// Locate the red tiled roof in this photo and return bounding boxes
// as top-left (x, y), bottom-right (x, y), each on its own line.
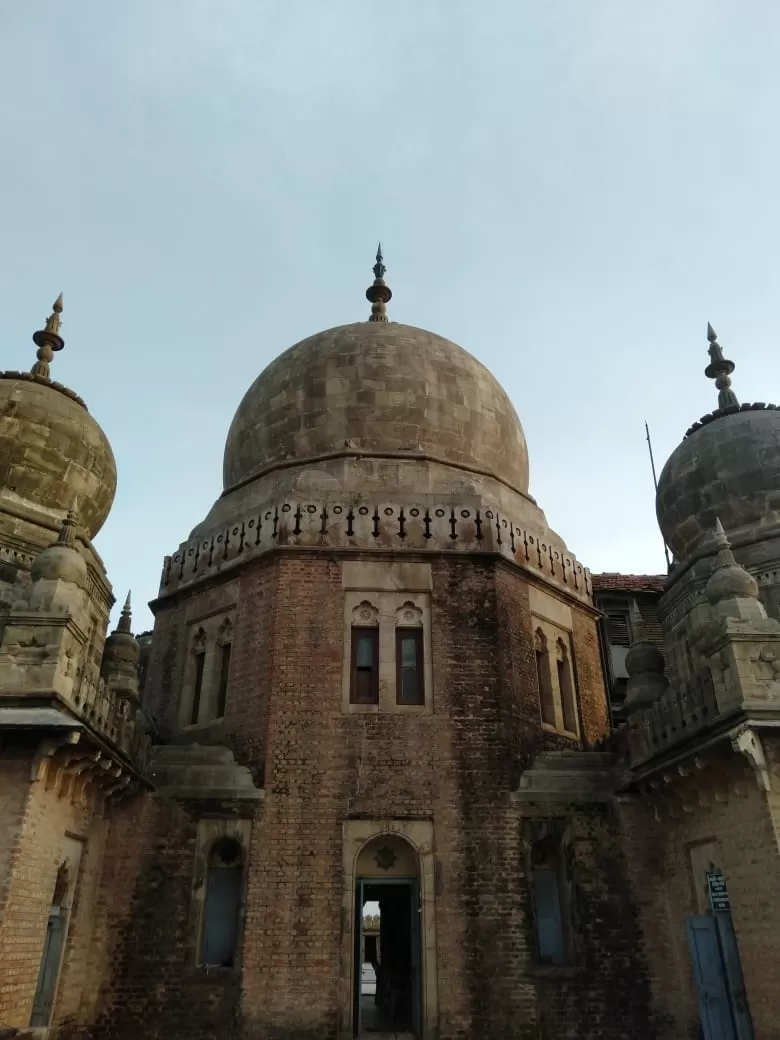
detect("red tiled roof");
top-left (591, 573), bottom-right (666, 594)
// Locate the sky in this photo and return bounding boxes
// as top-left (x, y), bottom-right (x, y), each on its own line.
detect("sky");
top-left (1, 1), bottom-right (779, 630)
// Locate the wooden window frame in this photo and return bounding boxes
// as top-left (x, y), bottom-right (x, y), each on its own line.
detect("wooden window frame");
top-left (395, 627), bottom-right (425, 706)
top-left (350, 626), bottom-right (379, 705)
top-left (216, 642), bottom-right (232, 718)
top-left (535, 629), bottom-right (556, 728)
top-left (556, 638), bottom-right (578, 735)
top-left (191, 650), bottom-right (206, 725)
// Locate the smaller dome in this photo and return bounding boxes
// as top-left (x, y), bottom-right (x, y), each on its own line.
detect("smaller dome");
top-left (656, 327), bottom-right (780, 563)
top-left (625, 641), bottom-right (665, 678)
top-left (31, 513), bottom-right (87, 587)
top-left (0, 298), bottom-right (117, 540)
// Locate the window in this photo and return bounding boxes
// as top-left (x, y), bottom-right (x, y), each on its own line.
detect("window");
top-left (396, 628), bottom-right (424, 705)
top-left (351, 627), bottom-right (379, 704)
top-left (534, 629), bottom-right (556, 727)
top-left (556, 639), bottom-right (578, 734)
top-left (216, 642), bottom-right (231, 718)
top-left (191, 650), bottom-right (206, 724)
top-left (528, 829), bottom-right (571, 967)
top-left (606, 611), bottom-right (631, 647)
top-left (201, 838), bottom-right (243, 967)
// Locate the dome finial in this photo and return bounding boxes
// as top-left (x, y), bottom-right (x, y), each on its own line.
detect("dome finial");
top-left (366, 242), bottom-right (392, 322)
top-left (704, 323), bottom-right (739, 410)
top-left (31, 293), bottom-right (65, 379)
top-left (118, 590), bottom-right (133, 633)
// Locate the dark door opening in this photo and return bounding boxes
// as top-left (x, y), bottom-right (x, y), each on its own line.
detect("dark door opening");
top-left (354, 878), bottom-right (421, 1037)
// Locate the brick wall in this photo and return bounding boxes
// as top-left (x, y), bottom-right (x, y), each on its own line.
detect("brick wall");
top-left (66, 549), bottom-right (652, 1040)
top-left (620, 746), bottom-right (780, 1039)
top-left (0, 744), bottom-right (103, 1031)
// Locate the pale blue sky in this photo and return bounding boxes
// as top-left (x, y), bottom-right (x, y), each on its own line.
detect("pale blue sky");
top-left (2, 2), bottom-right (778, 629)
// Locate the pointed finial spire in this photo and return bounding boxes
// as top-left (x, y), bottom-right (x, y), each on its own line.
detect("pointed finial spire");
top-left (118, 590), bottom-right (133, 634)
top-left (707, 517), bottom-right (760, 604)
top-left (704, 323), bottom-right (739, 410)
top-left (366, 243), bottom-right (392, 322)
top-left (56, 505), bottom-right (78, 548)
top-left (31, 293), bottom-right (65, 379)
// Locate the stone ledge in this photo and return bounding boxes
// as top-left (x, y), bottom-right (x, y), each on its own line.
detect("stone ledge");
top-left (149, 742), bottom-right (263, 801)
top-left (513, 751), bottom-right (624, 803)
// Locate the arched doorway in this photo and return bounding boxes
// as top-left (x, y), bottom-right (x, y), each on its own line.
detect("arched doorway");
top-left (353, 834), bottom-right (421, 1038)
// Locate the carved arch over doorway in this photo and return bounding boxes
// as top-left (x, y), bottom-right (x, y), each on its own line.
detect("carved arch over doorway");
top-left (340, 819), bottom-right (438, 1039)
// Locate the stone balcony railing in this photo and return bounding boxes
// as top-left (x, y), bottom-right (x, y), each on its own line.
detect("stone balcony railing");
top-left (624, 671), bottom-right (725, 768)
top-left (69, 663), bottom-right (151, 772)
top-left (159, 495), bottom-right (593, 604)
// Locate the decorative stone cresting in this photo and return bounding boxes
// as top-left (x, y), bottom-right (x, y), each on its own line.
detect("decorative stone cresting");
top-left (159, 496), bottom-right (591, 603)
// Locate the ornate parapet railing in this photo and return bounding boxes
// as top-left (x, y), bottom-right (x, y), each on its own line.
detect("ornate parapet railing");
top-left (66, 663), bottom-right (150, 773)
top-left (158, 496), bottom-right (592, 604)
top-left (624, 672), bottom-right (719, 767)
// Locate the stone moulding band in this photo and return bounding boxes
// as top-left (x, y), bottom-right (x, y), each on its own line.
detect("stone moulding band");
top-left (220, 447), bottom-right (537, 506)
top-left (158, 498), bottom-right (591, 603)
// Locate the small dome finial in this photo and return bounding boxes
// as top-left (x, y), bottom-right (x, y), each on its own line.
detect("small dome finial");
top-left (31, 293), bottom-right (65, 379)
top-left (704, 322), bottom-right (739, 410)
top-left (118, 590), bottom-right (133, 633)
top-left (706, 517), bottom-right (759, 604)
top-left (366, 243), bottom-right (392, 323)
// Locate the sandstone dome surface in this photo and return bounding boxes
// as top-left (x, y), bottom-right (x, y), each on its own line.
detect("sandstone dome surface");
top-left (223, 321), bottom-right (530, 496)
top-left (0, 373), bottom-right (117, 539)
top-left (656, 405), bottom-right (780, 562)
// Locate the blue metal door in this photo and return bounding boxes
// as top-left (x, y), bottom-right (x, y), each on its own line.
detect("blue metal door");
top-left (685, 915), bottom-right (735, 1040)
top-left (715, 914), bottom-right (754, 1040)
top-left (30, 907), bottom-right (66, 1027)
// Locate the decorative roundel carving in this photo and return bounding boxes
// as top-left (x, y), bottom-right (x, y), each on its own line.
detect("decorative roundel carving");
top-left (203, 541), bottom-right (209, 549)
top-left (485, 510), bottom-right (494, 519)
top-left (265, 511), bottom-right (272, 519)
top-left (217, 535), bottom-right (223, 543)
top-left (306, 504), bottom-right (316, 513)
top-left (461, 510), bottom-right (470, 518)
top-left (232, 526), bottom-right (239, 534)
top-left (334, 505), bottom-right (343, 514)
top-left (282, 504), bottom-right (291, 512)
top-left (410, 508), bottom-right (419, 517)
top-left (360, 607), bottom-right (372, 621)
top-left (173, 554), bottom-right (180, 562)
top-left (384, 507), bottom-right (393, 516)
top-left (529, 535), bottom-right (535, 543)
top-left (188, 547), bottom-right (194, 555)
top-left (359, 506), bottom-right (369, 515)
top-left (435, 508), bottom-right (445, 517)
top-left (502, 519), bottom-right (507, 527)
top-left (248, 519), bottom-right (254, 528)
top-left (404, 610), bottom-right (415, 622)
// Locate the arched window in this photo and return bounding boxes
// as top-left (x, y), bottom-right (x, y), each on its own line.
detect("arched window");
top-left (190, 627), bottom-right (207, 725)
top-left (535, 628), bottom-right (555, 727)
top-left (215, 618), bottom-right (233, 719)
top-left (350, 602), bottom-right (380, 705)
top-left (395, 603), bottom-right (424, 706)
top-left (529, 832), bottom-right (569, 966)
top-left (556, 638), bottom-right (578, 735)
top-left (201, 838), bottom-right (243, 967)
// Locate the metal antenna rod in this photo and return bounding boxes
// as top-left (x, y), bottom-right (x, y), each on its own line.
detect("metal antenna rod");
top-left (645, 420), bottom-right (672, 570)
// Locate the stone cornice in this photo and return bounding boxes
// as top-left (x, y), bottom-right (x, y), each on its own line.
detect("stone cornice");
top-left (156, 495), bottom-right (592, 606)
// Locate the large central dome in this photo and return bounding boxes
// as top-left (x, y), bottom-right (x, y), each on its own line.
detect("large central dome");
top-left (223, 321), bottom-right (530, 495)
